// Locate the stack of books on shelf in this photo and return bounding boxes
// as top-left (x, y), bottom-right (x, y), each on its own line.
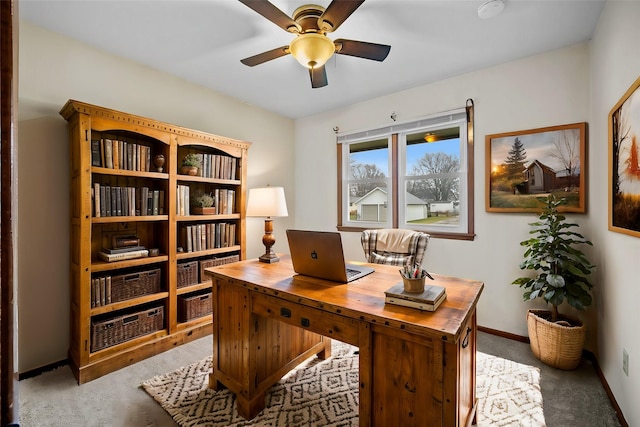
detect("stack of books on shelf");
top-left (176, 185), bottom-right (190, 216)
top-left (196, 153), bottom-right (238, 180)
top-left (98, 235), bottom-right (149, 262)
top-left (91, 276), bottom-right (112, 307)
top-left (384, 282), bottom-right (447, 312)
top-left (212, 189), bottom-right (235, 215)
top-left (178, 223), bottom-right (237, 252)
top-left (91, 138), bottom-right (154, 172)
top-left (176, 186), bottom-right (236, 216)
top-left (92, 184), bottom-right (164, 218)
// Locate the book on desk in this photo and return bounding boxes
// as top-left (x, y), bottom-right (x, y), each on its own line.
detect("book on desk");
top-left (384, 282), bottom-right (447, 311)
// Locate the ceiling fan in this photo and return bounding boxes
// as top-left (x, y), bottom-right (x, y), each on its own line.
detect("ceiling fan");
top-left (239, 0), bottom-right (391, 88)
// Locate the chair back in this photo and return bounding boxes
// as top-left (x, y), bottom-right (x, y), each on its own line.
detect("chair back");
top-left (361, 229), bottom-right (430, 267)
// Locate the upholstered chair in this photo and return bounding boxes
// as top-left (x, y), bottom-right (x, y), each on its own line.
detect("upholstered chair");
top-left (361, 229), bottom-right (430, 267)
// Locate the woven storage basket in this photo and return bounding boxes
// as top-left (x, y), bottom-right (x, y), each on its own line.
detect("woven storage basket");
top-left (527, 309), bottom-right (585, 370)
top-left (110, 268), bottom-right (161, 303)
top-left (178, 291), bottom-right (212, 322)
top-left (91, 305), bottom-right (164, 352)
top-left (177, 261), bottom-right (198, 288)
top-left (199, 254), bottom-right (239, 283)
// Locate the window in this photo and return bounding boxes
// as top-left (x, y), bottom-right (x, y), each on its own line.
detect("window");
top-left (338, 105), bottom-right (475, 240)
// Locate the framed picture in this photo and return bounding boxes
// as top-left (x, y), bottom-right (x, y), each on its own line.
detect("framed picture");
top-left (609, 74), bottom-right (640, 237)
top-left (485, 122), bottom-right (587, 213)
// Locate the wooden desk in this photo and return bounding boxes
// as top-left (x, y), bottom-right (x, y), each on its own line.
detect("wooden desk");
top-left (205, 256), bottom-right (483, 426)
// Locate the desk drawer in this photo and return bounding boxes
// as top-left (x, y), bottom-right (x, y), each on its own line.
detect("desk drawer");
top-left (251, 293), bottom-right (359, 346)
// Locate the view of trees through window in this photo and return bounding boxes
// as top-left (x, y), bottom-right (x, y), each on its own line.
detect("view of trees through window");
top-left (347, 128), bottom-right (461, 225)
top-left (404, 129), bottom-right (461, 226)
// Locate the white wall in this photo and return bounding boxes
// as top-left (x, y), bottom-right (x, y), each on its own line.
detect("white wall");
top-left (17, 22), bottom-right (296, 372)
top-left (589, 1), bottom-right (640, 424)
top-left (295, 42), bottom-right (592, 341)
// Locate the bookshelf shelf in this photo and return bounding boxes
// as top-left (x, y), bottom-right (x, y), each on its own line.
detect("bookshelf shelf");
top-left (177, 213), bottom-right (241, 222)
top-left (176, 245), bottom-right (242, 261)
top-left (62, 99), bottom-right (250, 384)
top-left (176, 282), bottom-right (212, 295)
top-left (90, 256), bottom-right (169, 272)
top-left (91, 167), bottom-right (169, 179)
top-left (177, 176), bottom-right (241, 185)
top-left (90, 292), bottom-right (170, 316)
top-left (91, 215), bottom-right (170, 224)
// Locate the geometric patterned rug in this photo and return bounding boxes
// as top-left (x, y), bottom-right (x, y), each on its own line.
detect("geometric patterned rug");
top-left (141, 341), bottom-right (545, 427)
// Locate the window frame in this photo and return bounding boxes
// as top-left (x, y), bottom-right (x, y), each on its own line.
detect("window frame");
top-left (337, 105), bottom-right (475, 241)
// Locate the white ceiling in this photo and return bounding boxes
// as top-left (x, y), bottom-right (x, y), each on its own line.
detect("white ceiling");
top-left (19, 0), bottom-right (605, 119)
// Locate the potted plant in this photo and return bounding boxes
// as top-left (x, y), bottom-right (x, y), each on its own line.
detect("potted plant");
top-left (181, 153), bottom-right (201, 176)
top-left (190, 190), bottom-right (215, 215)
top-left (512, 195), bottom-right (595, 370)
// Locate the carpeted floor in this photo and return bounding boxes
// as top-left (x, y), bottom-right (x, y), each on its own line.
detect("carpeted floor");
top-left (141, 341), bottom-right (545, 427)
top-left (18, 332), bottom-right (622, 426)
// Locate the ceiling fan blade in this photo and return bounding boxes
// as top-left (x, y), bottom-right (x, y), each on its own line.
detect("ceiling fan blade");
top-left (239, 0), bottom-right (301, 33)
top-left (334, 39), bottom-right (391, 62)
top-left (309, 65), bottom-right (328, 88)
top-left (240, 46), bottom-right (290, 67)
top-left (319, 0), bottom-right (365, 32)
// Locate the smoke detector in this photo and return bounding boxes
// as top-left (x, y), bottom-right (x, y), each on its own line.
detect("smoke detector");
top-left (478, 0), bottom-right (505, 19)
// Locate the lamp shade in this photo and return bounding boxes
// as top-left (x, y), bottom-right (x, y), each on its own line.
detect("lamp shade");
top-left (246, 187), bottom-right (289, 218)
top-left (289, 33), bottom-right (335, 69)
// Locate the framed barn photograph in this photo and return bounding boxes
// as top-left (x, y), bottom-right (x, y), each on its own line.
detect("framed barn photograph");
top-left (486, 122), bottom-right (587, 213)
top-left (609, 74), bottom-right (640, 237)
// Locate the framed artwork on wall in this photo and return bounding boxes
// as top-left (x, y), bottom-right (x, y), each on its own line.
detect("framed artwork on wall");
top-left (609, 74), bottom-right (640, 237)
top-left (485, 122), bottom-right (587, 213)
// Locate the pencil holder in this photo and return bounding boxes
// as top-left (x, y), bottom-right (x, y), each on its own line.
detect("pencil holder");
top-left (402, 276), bottom-right (426, 293)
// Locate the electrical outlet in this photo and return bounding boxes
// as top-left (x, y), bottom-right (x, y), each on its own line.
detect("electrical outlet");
top-left (623, 349), bottom-right (629, 376)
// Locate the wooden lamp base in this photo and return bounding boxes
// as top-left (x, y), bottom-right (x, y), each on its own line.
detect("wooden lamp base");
top-left (258, 218), bottom-right (279, 263)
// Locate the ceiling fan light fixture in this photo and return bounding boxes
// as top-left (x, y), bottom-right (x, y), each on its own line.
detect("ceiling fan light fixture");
top-left (478, 0), bottom-right (505, 19)
top-left (290, 33), bottom-right (335, 69)
top-left (424, 133), bottom-right (437, 143)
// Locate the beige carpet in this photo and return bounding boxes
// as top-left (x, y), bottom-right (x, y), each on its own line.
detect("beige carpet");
top-left (141, 341), bottom-right (545, 427)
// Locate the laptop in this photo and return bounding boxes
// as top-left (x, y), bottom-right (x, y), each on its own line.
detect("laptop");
top-left (286, 229), bottom-right (375, 283)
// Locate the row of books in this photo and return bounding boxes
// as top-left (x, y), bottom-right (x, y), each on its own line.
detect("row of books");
top-left (176, 186), bottom-right (236, 216)
top-left (179, 223), bottom-right (237, 253)
top-left (91, 276), bottom-right (113, 307)
top-left (92, 138), bottom-right (154, 172)
top-left (93, 184), bottom-right (165, 218)
top-left (91, 265), bottom-right (161, 306)
top-left (176, 185), bottom-right (191, 216)
top-left (206, 189), bottom-right (236, 215)
top-left (190, 153), bottom-right (238, 180)
top-left (384, 282), bottom-right (447, 311)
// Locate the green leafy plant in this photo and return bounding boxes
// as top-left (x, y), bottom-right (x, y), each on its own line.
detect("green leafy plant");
top-left (512, 195), bottom-right (595, 323)
top-left (191, 190), bottom-right (214, 208)
top-left (182, 153), bottom-right (201, 168)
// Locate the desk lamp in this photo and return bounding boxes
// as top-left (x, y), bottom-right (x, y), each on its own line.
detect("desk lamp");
top-left (246, 186), bottom-right (288, 263)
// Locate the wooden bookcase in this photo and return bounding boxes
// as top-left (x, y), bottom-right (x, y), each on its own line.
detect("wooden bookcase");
top-left (61, 100), bottom-right (250, 384)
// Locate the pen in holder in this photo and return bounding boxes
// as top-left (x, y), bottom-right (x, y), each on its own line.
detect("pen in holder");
top-left (399, 264), bottom-right (431, 293)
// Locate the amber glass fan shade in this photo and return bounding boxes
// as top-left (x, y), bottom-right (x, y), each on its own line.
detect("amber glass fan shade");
top-left (289, 33), bottom-right (336, 69)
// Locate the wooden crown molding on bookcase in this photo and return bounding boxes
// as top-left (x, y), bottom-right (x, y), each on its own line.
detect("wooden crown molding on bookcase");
top-left (60, 100), bottom-right (251, 154)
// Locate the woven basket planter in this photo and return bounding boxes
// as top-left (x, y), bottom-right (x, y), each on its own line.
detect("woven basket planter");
top-left (527, 309), bottom-right (585, 370)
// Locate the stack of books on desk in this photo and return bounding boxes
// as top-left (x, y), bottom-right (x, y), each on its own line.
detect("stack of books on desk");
top-left (384, 283), bottom-right (447, 311)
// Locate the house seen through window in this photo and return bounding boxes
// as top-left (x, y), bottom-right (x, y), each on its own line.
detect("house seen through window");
top-left (338, 106), bottom-right (474, 240)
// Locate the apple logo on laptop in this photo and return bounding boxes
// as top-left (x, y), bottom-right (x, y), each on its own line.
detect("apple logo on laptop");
top-left (311, 250), bottom-right (318, 259)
